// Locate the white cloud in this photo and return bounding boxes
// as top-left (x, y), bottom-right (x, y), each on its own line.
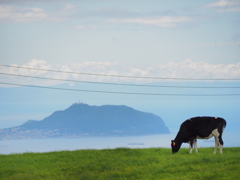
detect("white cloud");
top-left (206, 0), bottom-right (233, 7)
top-left (27, 7), bottom-right (44, 12)
top-left (205, 0), bottom-right (240, 7)
top-left (205, 0), bottom-right (240, 12)
top-left (156, 59), bottom-right (240, 80)
top-left (0, 4), bottom-right (74, 23)
top-left (0, 0), bottom-right (62, 3)
top-left (0, 5), bottom-right (47, 22)
top-left (1, 59), bottom-right (240, 87)
top-left (109, 16), bottom-right (192, 28)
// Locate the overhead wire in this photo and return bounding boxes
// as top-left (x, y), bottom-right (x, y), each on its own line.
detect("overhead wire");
top-left (1, 63), bottom-right (240, 96)
top-left (0, 72), bottom-right (240, 89)
top-left (1, 82), bottom-right (240, 96)
top-left (1, 64), bottom-right (240, 81)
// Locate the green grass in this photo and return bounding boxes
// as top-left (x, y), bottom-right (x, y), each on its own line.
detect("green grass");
top-left (0, 147), bottom-right (240, 180)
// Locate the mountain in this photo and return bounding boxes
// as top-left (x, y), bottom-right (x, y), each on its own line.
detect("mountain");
top-left (0, 104), bottom-right (170, 139)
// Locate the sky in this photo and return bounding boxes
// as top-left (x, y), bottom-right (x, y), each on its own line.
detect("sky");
top-left (0, 0), bottom-right (240, 67)
top-left (0, 0), bottom-right (240, 131)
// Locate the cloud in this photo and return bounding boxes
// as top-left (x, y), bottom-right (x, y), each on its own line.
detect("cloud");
top-left (109, 16), bottom-right (192, 28)
top-left (0, 4), bottom-right (75, 23)
top-left (1, 59), bottom-right (240, 87)
top-left (0, 6), bottom-right (42, 22)
top-left (156, 59), bottom-right (240, 80)
top-left (206, 0), bottom-right (236, 7)
top-left (94, 7), bottom-right (139, 18)
top-left (0, 6), bottom-right (50, 22)
top-left (0, 0), bottom-right (66, 4)
top-left (205, 0), bottom-right (240, 7)
top-left (205, 0), bottom-right (240, 12)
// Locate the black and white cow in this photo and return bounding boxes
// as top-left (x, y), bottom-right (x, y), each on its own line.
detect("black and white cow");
top-left (171, 116), bottom-right (226, 154)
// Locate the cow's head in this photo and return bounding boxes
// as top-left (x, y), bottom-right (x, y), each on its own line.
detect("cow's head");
top-left (171, 140), bottom-right (181, 153)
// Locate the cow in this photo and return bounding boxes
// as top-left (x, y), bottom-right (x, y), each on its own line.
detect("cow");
top-left (171, 116), bottom-right (226, 154)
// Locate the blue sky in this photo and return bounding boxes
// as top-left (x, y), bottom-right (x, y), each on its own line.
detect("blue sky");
top-left (0, 0), bottom-right (240, 66)
top-left (0, 0), bottom-right (240, 131)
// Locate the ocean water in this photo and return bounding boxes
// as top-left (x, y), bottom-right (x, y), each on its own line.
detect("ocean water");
top-left (0, 132), bottom-right (239, 155)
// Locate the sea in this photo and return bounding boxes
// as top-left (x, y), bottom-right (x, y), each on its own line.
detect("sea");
top-left (0, 132), bottom-right (239, 155)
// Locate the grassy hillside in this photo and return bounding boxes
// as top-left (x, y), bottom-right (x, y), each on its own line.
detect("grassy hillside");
top-left (0, 147), bottom-right (239, 180)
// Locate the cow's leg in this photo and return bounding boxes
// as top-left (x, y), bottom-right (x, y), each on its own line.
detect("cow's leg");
top-left (193, 139), bottom-right (198, 153)
top-left (212, 129), bottom-right (220, 154)
top-left (189, 140), bottom-right (193, 154)
top-left (213, 136), bottom-right (219, 154)
top-left (218, 135), bottom-right (224, 154)
top-left (218, 126), bottom-right (225, 154)
top-left (189, 143), bottom-right (193, 154)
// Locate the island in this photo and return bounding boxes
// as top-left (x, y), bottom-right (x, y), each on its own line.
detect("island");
top-left (0, 103), bottom-right (170, 139)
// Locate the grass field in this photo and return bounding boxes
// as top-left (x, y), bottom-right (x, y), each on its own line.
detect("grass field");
top-left (0, 147), bottom-right (239, 180)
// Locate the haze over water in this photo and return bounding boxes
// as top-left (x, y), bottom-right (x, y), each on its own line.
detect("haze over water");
top-left (1, 132), bottom-right (239, 155)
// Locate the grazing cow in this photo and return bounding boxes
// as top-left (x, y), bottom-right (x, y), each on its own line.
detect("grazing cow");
top-left (171, 116), bottom-right (226, 154)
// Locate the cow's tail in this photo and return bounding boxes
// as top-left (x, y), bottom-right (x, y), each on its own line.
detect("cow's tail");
top-left (222, 119), bottom-right (227, 133)
top-left (223, 119), bottom-right (227, 129)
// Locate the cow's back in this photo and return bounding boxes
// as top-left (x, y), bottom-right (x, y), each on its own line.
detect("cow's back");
top-left (190, 117), bottom-right (226, 138)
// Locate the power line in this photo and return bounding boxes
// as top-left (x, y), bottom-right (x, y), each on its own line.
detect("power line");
top-left (1, 64), bottom-right (240, 81)
top-left (1, 72), bottom-right (240, 89)
top-left (1, 82), bottom-right (240, 96)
